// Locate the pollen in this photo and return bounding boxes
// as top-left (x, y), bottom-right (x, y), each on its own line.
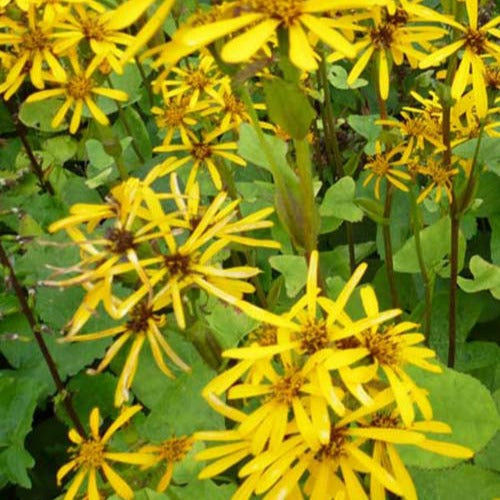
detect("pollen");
top-left (191, 142), bottom-right (212, 160)
top-left (369, 24), bottom-right (395, 49)
top-left (106, 228), bottom-right (136, 254)
top-left (298, 318), bottom-right (329, 354)
top-left (185, 70), bottom-right (210, 90)
top-left (248, 324), bottom-right (278, 346)
top-left (271, 369), bottom-right (304, 405)
top-left (223, 93), bottom-right (246, 117)
top-left (246, 0), bottom-right (303, 25)
top-left (362, 328), bottom-right (401, 367)
top-left (75, 439), bottom-right (105, 468)
top-left (464, 29), bottom-right (486, 54)
top-left (316, 427), bottom-right (348, 460)
top-left (66, 74), bottom-right (93, 99)
top-left (163, 252), bottom-right (193, 278)
top-left (158, 436), bottom-right (193, 462)
top-left (126, 302), bottom-right (154, 334)
top-left (370, 412), bottom-right (401, 429)
top-left (22, 28), bottom-right (50, 51)
top-left (158, 103), bottom-right (188, 128)
top-left (366, 154), bottom-right (391, 176)
top-left (81, 16), bottom-right (107, 41)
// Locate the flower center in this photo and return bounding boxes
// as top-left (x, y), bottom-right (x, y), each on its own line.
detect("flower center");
top-left (185, 70), bottom-right (209, 90)
top-left (127, 302), bottom-right (154, 334)
top-left (362, 329), bottom-right (401, 366)
top-left (367, 154), bottom-right (391, 176)
top-left (246, 0), bottom-right (303, 25)
top-left (76, 439), bottom-right (105, 468)
top-left (271, 369), bottom-right (304, 404)
top-left (161, 103), bottom-right (188, 127)
top-left (370, 412), bottom-right (401, 429)
top-left (370, 24), bottom-right (395, 49)
top-left (385, 8), bottom-right (409, 27)
top-left (159, 436), bottom-right (193, 461)
top-left (298, 318), bottom-right (329, 354)
top-left (106, 227), bottom-right (136, 254)
top-left (191, 142), bottom-right (212, 160)
top-left (81, 16), bottom-right (107, 41)
top-left (485, 67), bottom-right (500, 89)
top-left (248, 324), bottom-right (278, 346)
top-left (223, 93), bottom-right (246, 116)
top-left (66, 74), bottom-right (93, 99)
top-left (316, 427), bottom-right (348, 460)
top-left (464, 29), bottom-right (486, 54)
top-left (22, 28), bottom-right (49, 51)
top-left (163, 253), bottom-right (192, 278)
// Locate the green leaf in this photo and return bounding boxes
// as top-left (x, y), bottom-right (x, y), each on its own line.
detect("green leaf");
top-left (409, 465), bottom-right (500, 500)
top-left (237, 123), bottom-right (288, 173)
top-left (397, 366), bottom-right (500, 468)
top-left (346, 114), bottom-right (381, 154)
top-left (453, 136), bottom-right (500, 175)
top-left (458, 255), bottom-right (500, 299)
top-left (263, 78), bottom-right (315, 140)
top-left (41, 136), bottom-right (77, 165)
top-left (206, 302), bottom-right (258, 350)
top-left (19, 99), bottom-right (66, 132)
top-left (269, 255), bottom-right (308, 298)
top-left (328, 65), bottom-right (368, 89)
top-left (320, 177), bottom-right (364, 223)
top-left (475, 389), bottom-right (500, 472)
top-left (393, 217), bottom-right (463, 274)
top-left (169, 480), bottom-right (237, 500)
top-left (0, 372), bottom-right (42, 488)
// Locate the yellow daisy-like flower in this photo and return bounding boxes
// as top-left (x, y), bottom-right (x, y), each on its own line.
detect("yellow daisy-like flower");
top-left (417, 156), bottom-right (460, 204)
top-left (0, 4), bottom-right (66, 98)
top-left (177, 0), bottom-right (397, 71)
top-left (67, 297), bottom-right (191, 407)
top-left (343, 4), bottom-right (446, 100)
top-left (140, 436), bottom-right (194, 492)
top-left (414, 0), bottom-right (500, 118)
top-left (158, 54), bottom-right (224, 106)
top-left (363, 141), bottom-right (412, 199)
top-left (343, 285), bottom-right (442, 427)
top-left (57, 406), bottom-right (154, 500)
top-left (153, 127), bottom-right (246, 191)
top-left (25, 53), bottom-right (128, 133)
top-left (52, 0), bottom-right (155, 73)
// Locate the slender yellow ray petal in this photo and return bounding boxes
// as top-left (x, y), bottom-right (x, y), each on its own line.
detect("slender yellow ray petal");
top-left (64, 469), bottom-right (87, 500)
top-left (101, 462), bottom-right (134, 500)
top-left (104, 452), bottom-right (155, 464)
top-left (386, 443), bottom-right (418, 500)
top-left (288, 23), bottom-right (318, 71)
top-left (56, 460), bottom-right (77, 485)
top-left (222, 19), bottom-right (280, 63)
top-left (417, 439), bottom-right (473, 458)
top-left (101, 405), bottom-right (142, 443)
top-left (198, 449), bottom-right (250, 479)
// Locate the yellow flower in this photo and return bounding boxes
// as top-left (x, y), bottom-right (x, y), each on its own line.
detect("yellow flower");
top-left (0, 4), bottom-right (66, 98)
top-left (177, 0), bottom-right (397, 71)
top-left (66, 297), bottom-right (191, 407)
top-left (153, 127), bottom-right (246, 191)
top-left (158, 54), bottom-right (224, 106)
top-left (52, 0), bottom-right (155, 73)
top-left (417, 156), bottom-right (459, 204)
top-left (343, 3), bottom-right (446, 100)
top-left (57, 406), bottom-right (154, 500)
top-left (46, 178), bottom-right (160, 290)
top-left (140, 436), bottom-right (194, 492)
top-left (152, 94), bottom-right (205, 146)
top-left (414, 0), bottom-right (500, 117)
top-left (25, 53), bottom-right (128, 133)
top-left (363, 141), bottom-right (412, 199)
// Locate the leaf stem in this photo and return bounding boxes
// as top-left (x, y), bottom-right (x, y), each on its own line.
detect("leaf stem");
top-left (0, 241), bottom-right (86, 437)
top-left (4, 99), bottom-right (55, 195)
top-left (383, 184), bottom-right (399, 308)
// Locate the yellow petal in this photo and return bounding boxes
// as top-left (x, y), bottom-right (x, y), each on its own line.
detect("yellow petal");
top-left (101, 405), bottom-right (142, 443)
top-left (102, 462), bottom-right (134, 500)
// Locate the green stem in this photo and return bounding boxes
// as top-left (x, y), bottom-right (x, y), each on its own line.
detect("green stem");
top-left (294, 138), bottom-right (317, 258)
top-left (318, 54), bottom-right (356, 272)
top-left (135, 56), bottom-right (154, 109)
top-left (383, 184), bottom-right (399, 308)
top-left (0, 242), bottom-right (86, 437)
top-left (410, 188), bottom-right (432, 343)
top-left (4, 99), bottom-right (55, 195)
top-left (106, 77), bottom-right (146, 164)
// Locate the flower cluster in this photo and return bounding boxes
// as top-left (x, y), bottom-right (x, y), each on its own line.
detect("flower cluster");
top-left (195, 251), bottom-right (473, 499)
top-left (47, 173), bottom-right (280, 406)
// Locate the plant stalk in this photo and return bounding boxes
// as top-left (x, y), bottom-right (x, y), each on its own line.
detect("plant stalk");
top-left (0, 242), bottom-right (86, 437)
top-left (383, 185), bottom-right (400, 308)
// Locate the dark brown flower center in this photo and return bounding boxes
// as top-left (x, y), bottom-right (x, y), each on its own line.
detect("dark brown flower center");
top-left (106, 228), bottom-right (136, 254)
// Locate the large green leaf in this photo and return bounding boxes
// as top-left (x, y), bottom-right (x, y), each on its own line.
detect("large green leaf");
top-left (320, 177), bottom-right (364, 224)
top-left (410, 464), bottom-right (500, 500)
top-left (397, 366), bottom-right (500, 468)
top-left (458, 255), bottom-right (500, 299)
top-left (269, 255), bottom-right (307, 298)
